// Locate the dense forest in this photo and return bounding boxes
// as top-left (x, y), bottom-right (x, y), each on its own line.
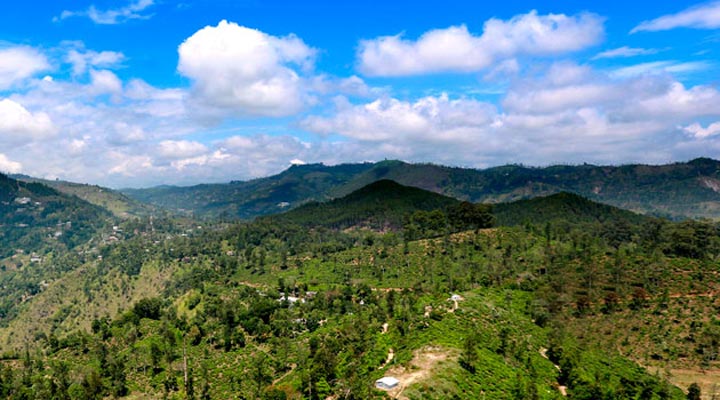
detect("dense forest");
top-left (1, 176), bottom-right (719, 399)
top-left (121, 158), bottom-right (720, 220)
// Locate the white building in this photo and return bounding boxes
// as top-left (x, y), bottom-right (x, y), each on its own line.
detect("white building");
top-left (375, 377), bottom-right (399, 390)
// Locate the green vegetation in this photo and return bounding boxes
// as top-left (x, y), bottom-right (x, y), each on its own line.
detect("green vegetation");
top-left (13, 174), bottom-right (157, 218)
top-left (123, 158), bottom-right (720, 220)
top-left (0, 173), bottom-right (111, 258)
top-left (266, 179), bottom-right (491, 231)
top-left (0, 178), bottom-right (717, 398)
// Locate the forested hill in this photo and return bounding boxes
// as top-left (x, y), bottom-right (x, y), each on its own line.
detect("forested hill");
top-left (494, 191), bottom-right (651, 227)
top-left (0, 173), bottom-right (111, 258)
top-left (121, 162), bottom-right (375, 219)
top-left (12, 175), bottom-right (155, 219)
top-left (122, 158), bottom-right (720, 220)
top-left (265, 179), bottom-right (465, 230)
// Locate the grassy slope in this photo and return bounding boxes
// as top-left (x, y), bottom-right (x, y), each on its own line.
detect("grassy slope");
top-left (0, 259), bottom-right (174, 352)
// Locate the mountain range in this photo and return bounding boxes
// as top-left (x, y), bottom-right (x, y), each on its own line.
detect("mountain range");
top-left (121, 158), bottom-right (720, 220)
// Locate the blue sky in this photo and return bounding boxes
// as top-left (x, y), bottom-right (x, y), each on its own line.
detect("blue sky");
top-left (0, 0), bottom-right (719, 187)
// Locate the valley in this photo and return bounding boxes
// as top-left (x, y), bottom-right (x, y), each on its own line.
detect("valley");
top-left (0, 164), bottom-right (719, 398)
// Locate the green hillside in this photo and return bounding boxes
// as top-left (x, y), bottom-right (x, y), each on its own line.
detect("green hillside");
top-left (494, 191), bottom-right (650, 227)
top-left (122, 158), bottom-right (720, 221)
top-left (122, 163), bottom-right (376, 219)
top-left (0, 173), bottom-right (111, 258)
top-left (268, 179), bottom-right (464, 230)
top-left (12, 175), bottom-right (157, 219)
top-left (1, 181), bottom-right (715, 398)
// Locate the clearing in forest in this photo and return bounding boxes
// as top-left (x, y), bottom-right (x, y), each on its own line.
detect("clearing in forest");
top-left (382, 346), bottom-right (452, 399)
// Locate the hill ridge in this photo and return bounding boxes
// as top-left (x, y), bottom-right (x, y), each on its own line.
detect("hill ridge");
top-left (121, 158), bottom-right (720, 220)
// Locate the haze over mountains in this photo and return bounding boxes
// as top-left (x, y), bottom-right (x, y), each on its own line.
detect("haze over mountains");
top-left (121, 157), bottom-right (720, 221)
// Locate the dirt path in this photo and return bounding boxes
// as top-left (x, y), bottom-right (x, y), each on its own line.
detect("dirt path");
top-left (380, 346), bottom-right (450, 399)
top-left (539, 347), bottom-right (566, 396)
top-left (378, 348), bottom-right (395, 369)
top-left (272, 364), bottom-right (296, 385)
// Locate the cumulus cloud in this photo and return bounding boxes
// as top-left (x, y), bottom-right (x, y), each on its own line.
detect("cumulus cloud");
top-left (66, 48), bottom-right (125, 76)
top-left (88, 69), bottom-right (123, 95)
top-left (178, 20), bottom-right (316, 117)
top-left (302, 94), bottom-right (497, 142)
top-left (56, 0), bottom-right (155, 25)
top-left (0, 46), bottom-right (50, 89)
top-left (632, 1), bottom-right (720, 33)
top-left (301, 61), bottom-right (720, 168)
top-left (633, 81), bottom-right (720, 118)
top-left (105, 134), bottom-right (315, 186)
top-left (158, 140), bottom-right (208, 160)
top-left (358, 11), bottom-right (604, 76)
top-left (0, 99), bottom-right (55, 143)
top-left (683, 122), bottom-right (720, 138)
top-left (1, 68), bottom-right (202, 186)
top-left (0, 154), bottom-right (22, 173)
top-left (4, 18), bottom-right (720, 188)
top-left (592, 46), bottom-right (658, 59)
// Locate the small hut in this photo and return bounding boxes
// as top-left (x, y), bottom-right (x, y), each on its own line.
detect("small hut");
top-left (375, 376), bottom-right (399, 390)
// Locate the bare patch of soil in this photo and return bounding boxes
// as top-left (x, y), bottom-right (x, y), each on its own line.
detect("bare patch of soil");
top-left (381, 346), bottom-right (452, 399)
top-left (646, 366), bottom-right (720, 400)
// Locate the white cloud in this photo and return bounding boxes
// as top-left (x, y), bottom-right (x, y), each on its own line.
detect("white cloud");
top-left (107, 122), bottom-right (146, 145)
top-left (483, 59), bottom-right (520, 81)
top-left (3, 26), bottom-right (720, 188)
top-left (302, 94), bottom-right (498, 142)
top-left (632, 1), bottom-right (720, 32)
top-left (502, 62), bottom-right (619, 113)
top-left (108, 154), bottom-right (154, 176)
top-left (0, 154), bottom-right (22, 173)
top-left (592, 46), bottom-right (658, 59)
top-left (309, 75), bottom-right (377, 97)
top-left (88, 69), bottom-right (123, 95)
top-left (633, 81), bottom-right (720, 118)
top-left (0, 46), bottom-right (50, 89)
top-left (66, 48), bottom-right (125, 75)
top-left (125, 79), bottom-right (187, 118)
top-left (683, 121), bottom-right (720, 138)
top-left (0, 99), bottom-right (55, 143)
top-left (178, 20), bottom-right (316, 117)
top-left (56, 0), bottom-right (155, 25)
top-left (611, 61), bottom-right (711, 78)
top-left (158, 140), bottom-right (209, 160)
top-left (171, 150), bottom-right (231, 171)
top-left (300, 61), bottom-right (720, 168)
top-left (358, 11), bottom-right (604, 76)
top-left (1, 70), bottom-right (201, 186)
